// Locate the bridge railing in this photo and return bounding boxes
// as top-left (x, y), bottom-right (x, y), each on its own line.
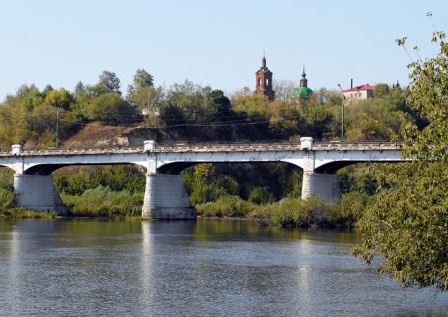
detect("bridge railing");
top-left (312, 141), bottom-right (401, 150)
top-left (153, 141), bottom-right (303, 152)
top-left (0, 140), bottom-right (402, 156)
top-left (0, 145), bottom-right (144, 156)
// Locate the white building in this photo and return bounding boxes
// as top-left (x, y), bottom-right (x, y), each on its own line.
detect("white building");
top-left (341, 84), bottom-right (375, 103)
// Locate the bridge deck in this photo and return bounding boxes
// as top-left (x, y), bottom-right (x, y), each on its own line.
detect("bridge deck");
top-left (0, 141), bottom-right (401, 157)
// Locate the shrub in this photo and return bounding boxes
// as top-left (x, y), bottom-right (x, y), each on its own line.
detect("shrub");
top-left (248, 186), bottom-right (275, 204)
top-left (334, 192), bottom-right (370, 228)
top-left (0, 188), bottom-right (15, 210)
top-left (262, 196), bottom-right (342, 228)
top-left (196, 195), bottom-right (256, 218)
top-left (61, 186), bottom-right (143, 217)
top-left (268, 197), bottom-right (301, 227)
top-left (0, 168), bottom-right (14, 191)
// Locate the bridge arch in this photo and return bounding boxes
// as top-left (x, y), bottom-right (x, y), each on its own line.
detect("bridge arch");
top-left (156, 160), bottom-right (304, 175)
top-left (315, 161), bottom-right (365, 174)
top-left (314, 158), bottom-right (404, 174)
top-left (156, 162), bottom-right (196, 174)
top-left (23, 162), bottom-right (147, 175)
top-left (13, 160), bottom-right (148, 216)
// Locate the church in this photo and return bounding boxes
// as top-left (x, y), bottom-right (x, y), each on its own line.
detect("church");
top-left (254, 55), bottom-right (313, 103)
top-left (254, 55), bottom-right (275, 100)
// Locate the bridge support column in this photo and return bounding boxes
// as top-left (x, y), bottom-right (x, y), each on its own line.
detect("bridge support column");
top-left (14, 174), bottom-right (68, 215)
top-left (142, 174), bottom-right (196, 220)
top-left (301, 172), bottom-right (341, 202)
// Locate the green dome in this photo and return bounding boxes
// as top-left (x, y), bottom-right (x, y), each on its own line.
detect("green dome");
top-left (291, 67), bottom-right (313, 100)
top-left (291, 86), bottom-right (313, 99)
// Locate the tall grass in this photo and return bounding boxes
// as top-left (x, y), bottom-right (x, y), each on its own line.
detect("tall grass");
top-left (196, 195), bottom-right (258, 218)
top-left (0, 208), bottom-right (58, 219)
top-left (61, 185), bottom-right (143, 218)
top-left (195, 193), bottom-right (369, 228)
top-left (0, 188), bottom-right (14, 210)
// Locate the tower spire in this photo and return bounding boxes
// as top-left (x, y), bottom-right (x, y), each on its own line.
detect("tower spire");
top-left (300, 64), bottom-right (308, 88)
top-left (254, 53), bottom-right (275, 100)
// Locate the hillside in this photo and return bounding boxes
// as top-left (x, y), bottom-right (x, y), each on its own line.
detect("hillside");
top-left (56, 123), bottom-right (273, 150)
top-left (56, 123), bottom-right (157, 149)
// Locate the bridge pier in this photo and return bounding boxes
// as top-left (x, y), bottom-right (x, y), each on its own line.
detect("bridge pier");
top-left (301, 172), bottom-right (341, 202)
top-left (142, 174), bottom-right (196, 220)
top-left (14, 174), bottom-right (68, 215)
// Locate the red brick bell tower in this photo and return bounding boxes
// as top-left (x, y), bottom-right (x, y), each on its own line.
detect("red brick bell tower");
top-left (255, 54), bottom-right (275, 100)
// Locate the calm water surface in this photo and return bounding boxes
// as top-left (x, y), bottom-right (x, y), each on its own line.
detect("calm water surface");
top-left (0, 218), bottom-right (447, 317)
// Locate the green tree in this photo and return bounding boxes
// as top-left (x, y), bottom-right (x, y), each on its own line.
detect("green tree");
top-left (300, 101), bottom-right (333, 140)
top-left (98, 70), bottom-right (121, 95)
top-left (353, 30), bottom-right (448, 290)
top-left (131, 68), bottom-right (154, 89)
top-left (183, 164), bottom-right (240, 205)
top-left (160, 104), bottom-right (186, 126)
top-left (85, 84), bottom-right (109, 97)
top-left (209, 89), bottom-right (231, 118)
top-left (373, 83), bottom-right (390, 98)
top-left (133, 86), bottom-right (166, 127)
top-left (74, 81), bottom-right (85, 96)
top-left (85, 93), bottom-right (135, 124)
top-left (45, 88), bottom-right (74, 111)
top-left (342, 91), bottom-right (408, 142)
top-left (126, 68), bottom-right (155, 107)
top-left (0, 87), bottom-right (32, 144)
top-left (165, 80), bottom-right (221, 123)
top-left (28, 104), bottom-right (58, 142)
top-left (14, 84), bottom-right (45, 111)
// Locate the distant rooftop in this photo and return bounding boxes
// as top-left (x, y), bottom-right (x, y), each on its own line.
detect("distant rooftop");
top-left (342, 84), bottom-right (375, 92)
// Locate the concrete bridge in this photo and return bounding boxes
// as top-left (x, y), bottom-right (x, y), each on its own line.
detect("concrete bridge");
top-left (0, 137), bottom-right (402, 219)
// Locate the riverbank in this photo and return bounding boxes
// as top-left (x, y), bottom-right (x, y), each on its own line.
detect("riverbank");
top-left (0, 208), bottom-right (58, 220)
top-left (196, 193), bottom-right (370, 228)
top-left (0, 187), bottom-right (370, 229)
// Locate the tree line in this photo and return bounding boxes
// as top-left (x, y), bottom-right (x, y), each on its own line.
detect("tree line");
top-left (0, 66), bottom-right (414, 148)
top-left (0, 65), bottom-right (414, 221)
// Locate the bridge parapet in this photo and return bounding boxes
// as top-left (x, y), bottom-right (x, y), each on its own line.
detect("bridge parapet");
top-left (0, 146), bottom-right (144, 157)
top-left (151, 140), bottom-right (401, 152)
top-left (311, 141), bottom-right (401, 151)
top-left (153, 142), bottom-right (303, 153)
top-left (0, 140), bottom-right (402, 157)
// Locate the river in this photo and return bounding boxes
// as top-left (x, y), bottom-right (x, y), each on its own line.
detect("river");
top-left (0, 218), bottom-right (447, 317)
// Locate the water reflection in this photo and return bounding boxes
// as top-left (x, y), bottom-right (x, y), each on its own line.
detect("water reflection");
top-left (139, 221), bottom-right (153, 307)
top-left (0, 219), bottom-right (447, 316)
top-left (2, 223), bottom-right (20, 314)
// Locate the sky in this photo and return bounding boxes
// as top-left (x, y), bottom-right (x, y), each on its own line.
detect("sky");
top-left (1, 0), bottom-right (448, 101)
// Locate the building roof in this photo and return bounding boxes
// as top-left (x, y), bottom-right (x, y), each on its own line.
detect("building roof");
top-left (291, 86), bottom-right (313, 99)
top-left (342, 84), bottom-right (375, 92)
top-left (256, 67), bottom-right (272, 74)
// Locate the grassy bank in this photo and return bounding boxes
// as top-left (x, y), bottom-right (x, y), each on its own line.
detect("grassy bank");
top-left (0, 163), bottom-right (370, 226)
top-left (0, 185), bottom-right (370, 227)
top-left (196, 192), bottom-right (371, 228)
top-left (0, 208), bottom-right (58, 219)
top-left (61, 185), bottom-right (144, 218)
